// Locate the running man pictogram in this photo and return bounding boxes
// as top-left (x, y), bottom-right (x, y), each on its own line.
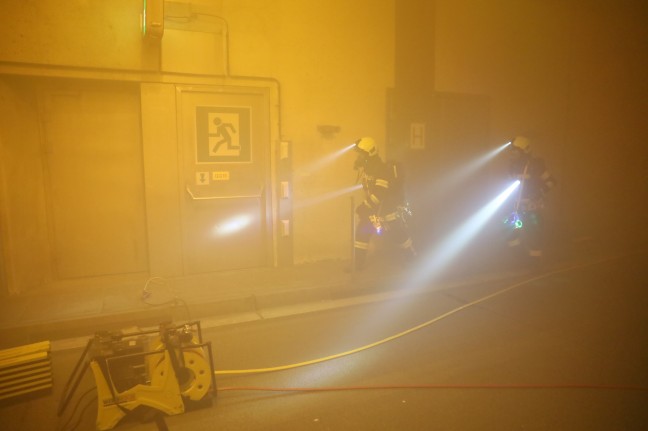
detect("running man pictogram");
top-left (210, 116), bottom-right (239, 155)
top-left (196, 106), bottom-right (250, 163)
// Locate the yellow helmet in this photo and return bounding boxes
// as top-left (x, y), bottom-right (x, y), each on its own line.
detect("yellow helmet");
top-left (512, 136), bottom-right (531, 153)
top-left (354, 137), bottom-right (378, 157)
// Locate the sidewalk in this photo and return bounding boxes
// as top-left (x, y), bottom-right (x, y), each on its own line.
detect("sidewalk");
top-left (0, 254), bottom-right (530, 349)
top-left (5, 225), bottom-right (631, 351)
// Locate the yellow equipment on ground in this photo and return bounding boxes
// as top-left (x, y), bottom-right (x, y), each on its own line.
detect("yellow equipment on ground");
top-left (59, 321), bottom-right (216, 430)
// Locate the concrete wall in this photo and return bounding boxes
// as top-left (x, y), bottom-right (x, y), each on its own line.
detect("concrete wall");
top-left (3, 0), bottom-right (644, 296)
top-left (0, 0), bottom-right (395, 294)
top-left (433, 0), bottom-right (648, 246)
top-left (0, 0), bottom-right (158, 70)
top-left (221, 0), bottom-right (396, 262)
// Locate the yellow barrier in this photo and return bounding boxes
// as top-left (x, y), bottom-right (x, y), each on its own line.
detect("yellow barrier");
top-left (0, 341), bottom-right (52, 401)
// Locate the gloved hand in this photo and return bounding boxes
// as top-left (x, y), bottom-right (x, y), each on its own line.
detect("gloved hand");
top-left (369, 215), bottom-right (390, 234)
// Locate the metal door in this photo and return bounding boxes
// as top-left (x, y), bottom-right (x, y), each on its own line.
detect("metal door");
top-left (39, 82), bottom-right (149, 279)
top-left (177, 86), bottom-right (272, 274)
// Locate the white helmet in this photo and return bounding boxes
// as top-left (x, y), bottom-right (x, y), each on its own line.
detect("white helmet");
top-left (512, 136), bottom-right (531, 153)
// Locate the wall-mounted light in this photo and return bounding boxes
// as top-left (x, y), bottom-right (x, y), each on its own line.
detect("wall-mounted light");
top-left (142, 0), bottom-right (164, 38)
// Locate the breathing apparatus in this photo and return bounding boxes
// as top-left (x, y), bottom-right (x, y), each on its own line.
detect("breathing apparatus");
top-left (504, 137), bottom-right (530, 230)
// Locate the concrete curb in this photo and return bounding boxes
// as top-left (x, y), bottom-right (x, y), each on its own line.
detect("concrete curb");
top-left (1, 266), bottom-right (530, 349)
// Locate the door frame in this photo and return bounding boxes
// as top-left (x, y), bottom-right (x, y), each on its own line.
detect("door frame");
top-left (175, 83), bottom-right (281, 271)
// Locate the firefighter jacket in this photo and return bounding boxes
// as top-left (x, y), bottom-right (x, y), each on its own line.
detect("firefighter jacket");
top-left (509, 154), bottom-right (556, 210)
top-left (357, 156), bottom-right (401, 218)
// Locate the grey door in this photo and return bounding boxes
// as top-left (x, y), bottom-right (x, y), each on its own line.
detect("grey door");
top-left (39, 82), bottom-right (149, 279)
top-left (177, 86), bottom-right (272, 274)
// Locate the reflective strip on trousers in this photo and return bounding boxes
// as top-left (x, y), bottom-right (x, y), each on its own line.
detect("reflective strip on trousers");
top-left (508, 237), bottom-right (522, 247)
top-left (354, 240), bottom-right (369, 250)
top-left (399, 238), bottom-right (413, 249)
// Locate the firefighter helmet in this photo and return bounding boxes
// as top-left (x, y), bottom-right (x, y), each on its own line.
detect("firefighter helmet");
top-left (354, 137), bottom-right (378, 157)
top-left (512, 136), bottom-right (531, 153)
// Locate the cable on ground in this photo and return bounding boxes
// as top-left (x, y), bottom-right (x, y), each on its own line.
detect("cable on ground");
top-left (217, 383), bottom-right (648, 393)
top-left (214, 254), bottom-right (632, 376)
top-left (141, 276), bottom-right (192, 320)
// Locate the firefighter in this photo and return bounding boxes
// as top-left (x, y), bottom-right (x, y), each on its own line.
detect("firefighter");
top-left (506, 136), bottom-right (556, 264)
top-left (352, 137), bottom-right (416, 270)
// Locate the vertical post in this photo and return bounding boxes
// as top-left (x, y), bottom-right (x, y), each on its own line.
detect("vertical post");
top-left (350, 196), bottom-right (355, 274)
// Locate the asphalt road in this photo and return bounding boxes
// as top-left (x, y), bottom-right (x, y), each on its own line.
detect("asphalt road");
top-left (3, 252), bottom-right (648, 430)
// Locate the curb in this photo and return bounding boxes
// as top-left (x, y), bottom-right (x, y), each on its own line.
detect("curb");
top-left (0, 266), bottom-right (530, 349)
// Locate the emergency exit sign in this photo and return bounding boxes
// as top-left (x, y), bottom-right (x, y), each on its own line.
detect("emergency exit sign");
top-left (195, 106), bottom-right (251, 163)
